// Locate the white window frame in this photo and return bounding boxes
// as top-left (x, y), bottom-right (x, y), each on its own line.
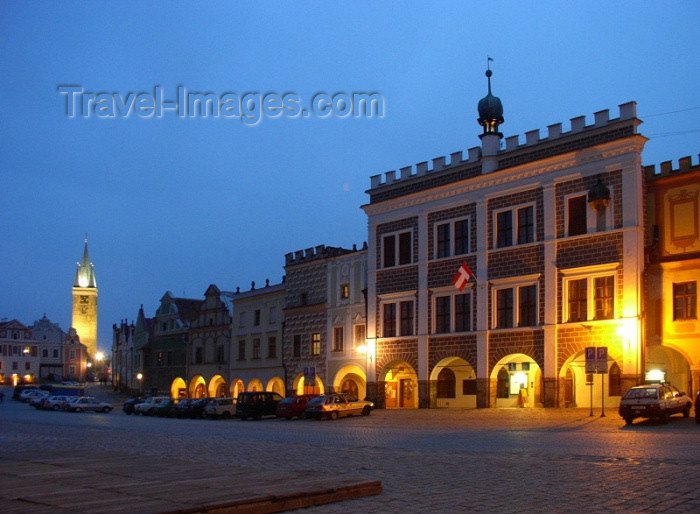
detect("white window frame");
top-left (564, 191), bottom-right (612, 237)
top-left (492, 202), bottom-right (537, 249)
top-left (561, 263), bottom-right (619, 323)
top-left (379, 292), bottom-right (416, 338)
top-left (381, 229), bottom-right (413, 268)
top-left (353, 323), bottom-right (366, 349)
top-left (490, 275), bottom-right (540, 329)
top-left (434, 216), bottom-right (471, 260)
top-left (432, 286), bottom-right (474, 334)
top-left (332, 326), bottom-right (344, 352)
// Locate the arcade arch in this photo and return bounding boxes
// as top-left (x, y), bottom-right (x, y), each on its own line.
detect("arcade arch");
top-left (491, 353), bottom-right (541, 408)
top-left (208, 375), bottom-right (227, 397)
top-left (189, 375), bottom-right (207, 398)
top-left (266, 377), bottom-right (286, 396)
top-left (292, 373), bottom-right (325, 395)
top-left (381, 361), bottom-right (418, 409)
top-left (170, 377), bottom-right (187, 398)
top-left (430, 357), bottom-right (477, 408)
top-left (333, 364), bottom-right (367, 400)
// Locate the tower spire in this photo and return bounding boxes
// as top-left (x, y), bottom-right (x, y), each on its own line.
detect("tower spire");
top-left (477, 59), bottom-right (504, 137)
top-left (74, 236), bottom-right (97, 288)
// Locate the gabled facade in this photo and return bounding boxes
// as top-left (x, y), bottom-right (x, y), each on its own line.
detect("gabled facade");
top-left (62, 328), bottom-right (88, 381)
top-left (0, 320), bottom-right (41, 385)
top-left (644, 156), bottom-right (700, 395)
top-left (112, 318), bottom-right (136, 394)
top-left (326, 245), bottom-right (369, 399)
top-left (231, 280), bottom-right (286, 397)
top-left (187, 284), bottom-right (233, 398)
top-left (363, 70), bottom-right (646, 409)
top-left (30, 314), bottom-right (66, 380)
top-left (143, 292), bottom-right (202, 396)
top-left (283, 245), bottom-right (356, 395)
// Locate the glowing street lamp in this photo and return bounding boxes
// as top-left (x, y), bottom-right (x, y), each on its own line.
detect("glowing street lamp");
top-left (136, 372), bottom-right (143, 395)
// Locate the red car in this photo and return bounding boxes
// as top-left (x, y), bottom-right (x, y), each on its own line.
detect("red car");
top-left (276, 395), bottom-right (317, 420)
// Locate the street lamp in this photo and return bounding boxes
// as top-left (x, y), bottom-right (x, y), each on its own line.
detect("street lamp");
top-left (136, 372), bottom-right (143, 395)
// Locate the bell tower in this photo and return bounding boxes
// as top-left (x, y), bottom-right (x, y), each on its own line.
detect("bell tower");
top-left (71, 236), bottom-right (98, 357)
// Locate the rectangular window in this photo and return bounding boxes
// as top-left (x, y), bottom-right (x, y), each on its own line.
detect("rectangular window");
top-left (268, 336), bottom-right (277, 358)
top-left (518, 285), bottom-right (537, 327)
top-left (69, 365), bottom-right (75, 376)
top-left (353, 324), bottom-right (366, 348)
top-left (383, 303), bottom-right (397, 337)
top-left (568, 195), bottom-right (587, 236)
top-left (42, 349), bottom-right (48, 358)
top-left (25, 361), bottom-right (31, 370)
top-left (673, 282), bottom-right (697, 320)
top-left (382, 230), bottom-right (412, 268)
top-left (517, 206), bottom-right (534, 245)
top-left (400, 301), bottom-right (414, 336)
top-left (455, 293), bottom-right (472, 332)
top-left (216, 346), bottom-right (224, 363)
top-left (69, 350), bottom-right (76, 360)
top-left (594, 276), bottom-right (615, 320)
top-left (167, 351), bottom-right (173, 366)
top-left (12, 361), bottom-right (18, 370)
top-left (157, 351), bottom-right (164, 366)
top-left (238, 340), bottom-right (245, 360)
top-left (340, 284), bottom-right (349, 300)
top-left (496, 289), bottom-right (514, 328)
top-left (455, 219), bottom-right (469, 255)
top-left (333, 327), bottom-right (344, 352)
top-left (436, 223), bottom-right (450, 258)
top-left (496, 211), bottom-right (513, 248)
top-left (311, 333), bottom-right (321, 356)
top-left (53, 349), bottom-right (58, 358)
top-left (435, 296), bottom-right (451, 333)
top-left (254, 310), bottom-right (261, 326)
top-left (568, 279), bottom-right (588, 322)
top-left (253, 339), bottom-right (260, 359)
top-left (293, 335), bottom-right (301, 358)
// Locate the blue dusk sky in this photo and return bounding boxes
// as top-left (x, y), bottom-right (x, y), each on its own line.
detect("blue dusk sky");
top-left (1, 2), bottom-right (698, 353)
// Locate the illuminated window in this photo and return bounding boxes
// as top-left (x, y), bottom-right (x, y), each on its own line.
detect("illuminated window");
top-left (340, 284), bottom-right (349, 300)
top-left (564, 272), bottom-right (616, 323)
top-left (311, 333), bottom-right (321, 356)
top-left (673, 282), bottom-right (697, 320)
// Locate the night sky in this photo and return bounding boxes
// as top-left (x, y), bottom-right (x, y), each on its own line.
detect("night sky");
top-left (2, 2), bottom-right (698, 352)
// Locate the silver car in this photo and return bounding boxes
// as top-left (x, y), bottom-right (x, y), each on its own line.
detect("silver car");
top-left (304, 393), bottom-right (374, 420)
top-left (64, 396), bottom-right (113, 413)
top-left (619, 384), bottom-right (692, 424)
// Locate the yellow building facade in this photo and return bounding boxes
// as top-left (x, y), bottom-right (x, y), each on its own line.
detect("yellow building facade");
top-left (645, 157), bottom-right (700, 396)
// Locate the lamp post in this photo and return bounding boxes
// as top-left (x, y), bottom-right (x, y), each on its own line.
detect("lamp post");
top-left (136, 372), bottom-right (143, 395)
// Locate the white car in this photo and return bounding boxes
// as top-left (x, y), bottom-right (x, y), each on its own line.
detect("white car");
top-left (204, 398), bottom-right (236, 419)
top-left (134, 396), bottom-right (171, 415)
top-left (19, 389), bottom-right (49, 402)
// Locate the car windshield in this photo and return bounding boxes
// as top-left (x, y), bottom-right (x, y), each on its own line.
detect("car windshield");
top-left (307, 397), bottom-right (325, 405)
top-left (624, 388), bottom-right (658, 400)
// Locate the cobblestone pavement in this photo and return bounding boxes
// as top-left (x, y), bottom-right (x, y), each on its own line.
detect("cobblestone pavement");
top-left (1, 384), bottom-right (699, 513)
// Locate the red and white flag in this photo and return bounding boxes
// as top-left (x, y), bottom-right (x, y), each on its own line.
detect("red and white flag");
top-left (452, 262), bottom-right (475, 291)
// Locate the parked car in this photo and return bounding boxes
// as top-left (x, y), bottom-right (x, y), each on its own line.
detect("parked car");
top-left (304, 393), bottom-right (374, 420)
top-left (168, 398), bottom-right (194, 418)
top-left (64, 396), bottom-right (113, 413)
top-left (152, 398), bottom-right (177, 417)
top-left (42, 395), bottom-right (74, 411)
top-left (13, 385), bottom-right (40, 400)
top-left (122, 397), bottom-right (145, 415)
top-left (134, 396), bottom-right (171, 416)
top-left (19, 389), bottom-right (49, 403)
top-left (236, 392), bottom-right (284, 420)
top-left (619, 384), bottom-right (692, 424)
top-left (204, 398), bottom-right (236, 419)
top-left (276, 395), bottom-right (317, 420)
top-left (695, 391), bottom-right (700, 425)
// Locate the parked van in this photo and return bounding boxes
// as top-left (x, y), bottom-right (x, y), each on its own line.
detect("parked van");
top-left (204, 397), bottom-right (236, 419)
top-left (236, 392), bottom-right (284, 420)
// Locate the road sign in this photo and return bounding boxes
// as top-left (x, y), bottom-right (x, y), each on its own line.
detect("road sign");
top-left (585, 347), bottom-right (596, 373)
top-left (596, 347), bottom-right (608, 373)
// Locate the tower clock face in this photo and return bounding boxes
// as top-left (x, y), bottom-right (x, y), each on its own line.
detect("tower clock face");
top-left (80, 295), bottom-right (89, 304)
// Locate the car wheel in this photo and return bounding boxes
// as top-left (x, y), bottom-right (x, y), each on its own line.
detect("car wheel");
top-left (240, 416), bottom-right (247, 421)
top-left (662, 410), bottom-right (670, 424)
top-left (103, 407), bottom-right (111, 413)
top-left (222, 411), bottom-right (231, 420)
top-left (52, 405), bottom-right (61, 411)
top-left (285, 416), bottom-right (292, 420)
top-left (362, 406), bottom-right (371, 416)
top-left (300, 412), bottom-right (307, 420)
top-left (74, 407), bottom-right (82, 413)
top-left (148, 409), bottom-right (155, 416)
top-left (624, 417), bottom-right (633, 425)
top-left (683, 405), bottom-right (690, 418)
top-left (330, 411), bottom-right (339, 420)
